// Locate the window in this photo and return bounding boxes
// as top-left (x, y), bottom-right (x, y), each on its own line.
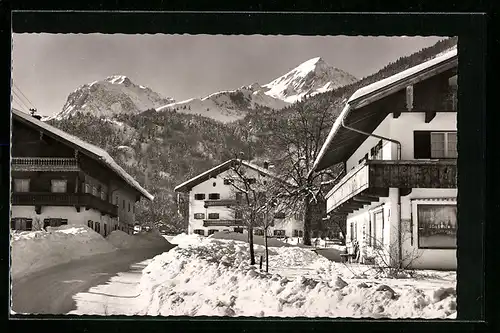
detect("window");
top-left (370, 210), bottom-right (384, 248)
top-left (370, 140), bottom-right (383, 160)
top-left (274, 230), bottom-right (285, 237)
top-left (274, 212), bottom-right (286, 219)
top-left (414, 131), bottom-right (457, 159)
top-left (293, 230), bottom-right (299, 237)
top-left (208, 229), bottom-right (219, 236)
top-left (208, 213), bottom-right (219, 219)
top-left (88, 220), bottom-right (94, 229)
top-left (194, 193), bottom-right (206, 200)
top-left (51, 179), bottom-right (67, 193)
top-left (254, 229), bottom-right (264, 236)
top-left (84, 183), bottom-right (91, 193)
top-left (417, 204), bottom-right (457, 249)
top-left (235, 192), bottom-right (243, 203)
top-left (234, 211), bottom-right (243, 219)
top-left (247, 178), bottom-right (257, 184)
top-left (212, 182), bottom-right (217, 187)
top-left (298, 230), bottom-right (304, 237)
top-left (92, 186), bottom-right (98, 196)
top-left (234, 227), bottom-right (243, 233)
top-left (194, 229), bottom-right (205, 236)
top-left (128, 202), bottom-right (131, 212)
top-left (43, 218), bottom-right (68, 229)
top-left (208, 193), bottom-right (220, 200)
top-left (194, 213), bottom-right (205, 219)
top-left (95, 222), bottom-right (101, 233)
top-left (104, 224), bottom-right (108, 237)
top-left (11, 218), bottom-right (33, 231)
top-left (14, 179), bottom-right (30, 192)
top-left (223, 179), bottom-right (231, 185)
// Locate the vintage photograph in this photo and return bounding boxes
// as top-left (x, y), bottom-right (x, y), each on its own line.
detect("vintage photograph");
top-left (10, 33), bottom-right (458, 318)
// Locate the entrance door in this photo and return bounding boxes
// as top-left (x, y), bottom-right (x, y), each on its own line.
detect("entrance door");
top-left (373, 210), bottom-right (384, 248)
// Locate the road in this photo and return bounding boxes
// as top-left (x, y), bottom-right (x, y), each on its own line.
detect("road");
top-left (11, 245), bottom-right (174, 315)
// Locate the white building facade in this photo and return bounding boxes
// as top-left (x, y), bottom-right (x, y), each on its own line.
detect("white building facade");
top-left (312, 49), bottom-right (458, 270)
top-left (175, 160), bottom-right (304, 237)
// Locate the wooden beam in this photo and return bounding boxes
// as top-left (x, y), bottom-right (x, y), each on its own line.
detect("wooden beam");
top-left (425, 110), bottom-right (436, 123)
top-left (355, 194), bottom-right (380, 202)
top-left (352, 197), bottom-right (374, 204)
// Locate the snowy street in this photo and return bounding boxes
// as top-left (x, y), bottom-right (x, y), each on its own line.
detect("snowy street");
top-left (11, 246), bottom-right (172, 314)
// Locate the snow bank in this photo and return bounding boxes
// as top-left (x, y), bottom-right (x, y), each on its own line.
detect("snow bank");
top-left (10, 225), bottom-right (117, 279)
top-left (107, 230), bottom-right (173, 249)
top-left (209, 231), bottom-right (295, 248)
top-left (136, 238), bottom-right (456, 318)
top-left (169, 233), bottom-right (205, 247)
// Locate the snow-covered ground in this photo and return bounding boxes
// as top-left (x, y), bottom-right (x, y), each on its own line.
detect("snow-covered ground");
top-left (10, 225), bottom-right (117, 279)
top-left (108, 230), bottom-right (172, 249)
top-left (133, 234), bottom-right (456, 318)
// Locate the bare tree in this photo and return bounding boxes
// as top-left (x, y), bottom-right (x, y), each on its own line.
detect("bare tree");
top-left (226, 158), bottom-right (295, 268)
top-left (262, 100), bottom-right (345, 245)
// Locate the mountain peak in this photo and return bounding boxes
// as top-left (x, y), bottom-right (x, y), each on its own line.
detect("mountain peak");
top-left (55, 76), bottom-right (175, 120)
top-left (262, 57), bottom-right (358, 103)
top-left (105, 75), bottom-right (131, 85)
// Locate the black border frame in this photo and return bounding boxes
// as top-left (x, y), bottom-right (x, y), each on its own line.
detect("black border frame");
top-left (1, 6), bottom-right (493, 333)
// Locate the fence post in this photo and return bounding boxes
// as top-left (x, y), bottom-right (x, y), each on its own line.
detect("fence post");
top-left (259, 256), bottom-right (263, 270)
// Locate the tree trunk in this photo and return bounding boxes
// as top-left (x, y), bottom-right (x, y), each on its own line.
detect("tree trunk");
top-left (265, 227), bottom-right (269, 273)
top-left (302, 198), bottom-right (312, 246)
top-left (248, 225), bottom-right (256, 265)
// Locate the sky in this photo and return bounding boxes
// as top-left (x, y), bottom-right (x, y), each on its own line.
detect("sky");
top-left (12, 34), bottom-right (446, 117)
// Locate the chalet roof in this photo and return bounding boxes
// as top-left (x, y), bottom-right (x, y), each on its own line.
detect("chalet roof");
top-left (12, 108), bottom-right (154, 201)
top-left (174, 159), bottom-right (296, 193)
top-left (310, 48), bottom-right (458, 174)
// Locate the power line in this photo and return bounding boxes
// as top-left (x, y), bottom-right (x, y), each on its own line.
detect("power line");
top-left (12, 82), bottom-right (36, 110)
top-left (11, 90), bottom-right (31, 112)
top-left (12, 97), bottom-right (29, 113)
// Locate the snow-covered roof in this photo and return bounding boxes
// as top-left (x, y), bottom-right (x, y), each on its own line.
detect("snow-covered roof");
top-left (12, 108), bottom-right (154, 201)
top-left (348, 47), bottom-right (457, 106)
top-left (310, 47), bottom-right (458, 175)
top-left (174, 159), bottom-right (296, 193)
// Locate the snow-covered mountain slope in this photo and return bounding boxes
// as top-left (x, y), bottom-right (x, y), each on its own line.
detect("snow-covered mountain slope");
top-left (157, 57), bottom-right (358, 123)
top-left (261, 57), bottom-right (358, 103)
top-left (157, 84), bottom-right (289, 123)
top-left (54, 75), bottom-right (175, 120)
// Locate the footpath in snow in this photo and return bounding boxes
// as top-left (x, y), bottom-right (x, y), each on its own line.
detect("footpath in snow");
top-left (133, 233), bottom-right (456, 318)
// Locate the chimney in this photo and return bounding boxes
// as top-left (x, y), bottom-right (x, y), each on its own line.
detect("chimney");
top-left (29, 108), bottom-right (42, 120)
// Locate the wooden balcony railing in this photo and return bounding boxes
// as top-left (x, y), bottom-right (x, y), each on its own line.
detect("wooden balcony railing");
top-left (326, 159), bottom-right (457, 213)
top-left (12, 192), bottom-right (118, 217)
top-left (11, 157), bottom-right (80, 172)
top-left (203, 219), bottom-right (244, 227)
top-left (204, 199), bottom-right (238, 207)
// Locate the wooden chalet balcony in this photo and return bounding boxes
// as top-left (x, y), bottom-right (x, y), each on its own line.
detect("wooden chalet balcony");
top-left (12, 157), bottom-right (79, 172)
top-left (12, 192), bottom-right (118, 217)
top-left (326, 159), bottom-right (457, 214)
top-left (204, 199), bottom-right (238, 207)
top-left (203, 219), bottom-right (244, 227)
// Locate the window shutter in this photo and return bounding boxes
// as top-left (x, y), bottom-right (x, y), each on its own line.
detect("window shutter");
top-left (414, 131), bottom-right (431, 158)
